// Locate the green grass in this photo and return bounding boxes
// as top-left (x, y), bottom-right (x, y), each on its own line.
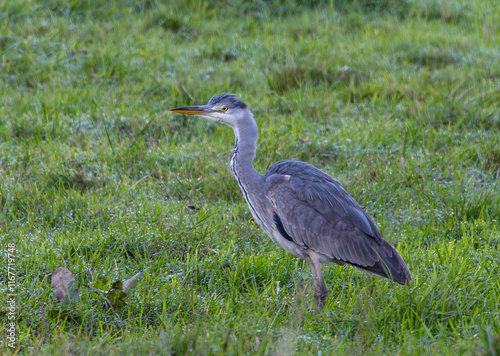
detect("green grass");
top-left (1, 0), bottom-right (500, 354)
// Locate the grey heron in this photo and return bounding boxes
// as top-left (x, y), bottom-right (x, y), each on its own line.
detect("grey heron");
top-left (169, 93), bottom-right (411, 309)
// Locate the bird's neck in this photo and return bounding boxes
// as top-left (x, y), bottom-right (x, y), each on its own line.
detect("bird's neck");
top-left (229, 115), bottom-right (271, 232)
top-left (230, 118), bottom-right (261, 180)
top-left (229, 116), bottom-right (267, 210)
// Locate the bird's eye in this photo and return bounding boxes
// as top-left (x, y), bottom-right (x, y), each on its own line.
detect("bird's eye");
top-left (221, 106), bottom-right (228, 111)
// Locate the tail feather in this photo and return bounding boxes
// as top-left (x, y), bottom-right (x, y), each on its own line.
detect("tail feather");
top-left (355, 240), bottom-right (412, 285)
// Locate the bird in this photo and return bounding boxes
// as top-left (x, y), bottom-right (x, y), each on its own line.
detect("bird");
top-left (169, 93), bottom-right (411, 309)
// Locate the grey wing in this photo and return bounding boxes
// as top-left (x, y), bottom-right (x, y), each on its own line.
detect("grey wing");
top-left (265, 160), bottom-right (381, 239)
top-left (265, 161), bottom-right (411, 285)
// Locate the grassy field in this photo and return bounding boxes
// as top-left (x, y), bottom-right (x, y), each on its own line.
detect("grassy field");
top-left (1, 0), bottom-right (500, 354)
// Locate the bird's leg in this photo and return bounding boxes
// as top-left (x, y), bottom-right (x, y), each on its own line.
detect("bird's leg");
top-left (308, 252), bottom-right (328, 311)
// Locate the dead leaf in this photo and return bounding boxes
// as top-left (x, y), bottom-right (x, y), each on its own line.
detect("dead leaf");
top-left (122, 271), bottom-right (144, 292)
top-left (51, 267), bottom-right (80, 304)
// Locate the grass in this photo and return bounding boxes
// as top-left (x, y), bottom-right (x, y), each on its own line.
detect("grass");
top-left (1, 0), bottom-right (499, 354)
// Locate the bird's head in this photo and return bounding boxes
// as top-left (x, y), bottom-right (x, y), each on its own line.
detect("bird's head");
top-left (169, 93), bottom-right (249, 128)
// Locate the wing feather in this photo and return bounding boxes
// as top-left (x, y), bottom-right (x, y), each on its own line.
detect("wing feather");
top-left (265, 160), bottom-right (411, 285)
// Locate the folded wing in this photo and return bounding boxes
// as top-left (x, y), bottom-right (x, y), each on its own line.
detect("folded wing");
top-left (265, 160), bottom-right (411, 285)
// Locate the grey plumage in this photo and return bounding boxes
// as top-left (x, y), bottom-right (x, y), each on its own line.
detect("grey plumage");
top-left (169, 93), bottom-right (412, 309)
top-left (208, 93), bottom-right (247, 109)
top-left (265, 160), bottom-right (410, 285)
